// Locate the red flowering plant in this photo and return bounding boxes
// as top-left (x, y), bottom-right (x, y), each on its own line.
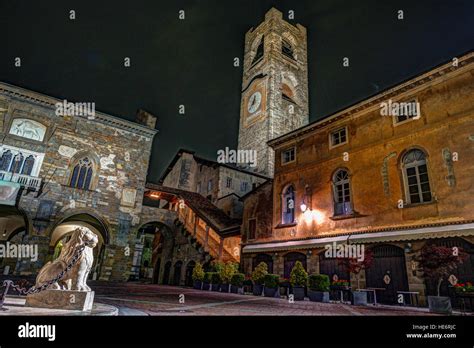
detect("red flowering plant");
top-left (454, 282), bottom-right (474, 293)
top-left (332, 279), bottom-right (350, 287)
top-left (415, 244), bottom-right (467, 297)
top-left (337, 249), bottom-right (374, 290)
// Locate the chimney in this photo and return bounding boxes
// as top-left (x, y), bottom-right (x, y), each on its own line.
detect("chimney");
top-left (136, 109), bottom-right (157, 129)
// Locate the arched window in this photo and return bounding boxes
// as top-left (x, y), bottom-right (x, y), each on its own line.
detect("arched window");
top-left (252, 36), bottom-right (264, 65)
top-left (282, 185), bottom-right (295, 224)
top-left (10, 153), bottom-right (24, 174)
top-left (282, 39), bottom-right (295, 59)
top-left (333, 169), bottom-right (352, 216)
top-left (0, 150), bottom-right (12, 171)
top-left (21, 155), bottom-right (35, 175)
top-left (69, 157), bottom-right (94, 190)
top-left (402, 149), bottom-right (432, 204)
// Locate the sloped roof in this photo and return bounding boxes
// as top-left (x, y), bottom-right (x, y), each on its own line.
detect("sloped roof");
top-left (145, 183), bottom-right (241, 237)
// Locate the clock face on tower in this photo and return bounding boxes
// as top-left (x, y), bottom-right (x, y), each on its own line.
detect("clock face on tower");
top-left (247, 91), bottom-right (262, 114)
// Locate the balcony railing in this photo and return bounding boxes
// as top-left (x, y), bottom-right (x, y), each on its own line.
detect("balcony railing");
top-left (0, 171), bottom-right (42, 191)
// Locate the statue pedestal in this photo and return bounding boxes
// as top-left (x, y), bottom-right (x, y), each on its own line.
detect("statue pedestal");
top-left (25, 290), bottom-right (95, 311)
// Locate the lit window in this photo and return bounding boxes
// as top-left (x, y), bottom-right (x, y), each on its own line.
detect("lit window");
top-left (333, 169), bottom-right (353, 216)
top-left (282, 185), bottom-right (295, 224)
top-left (402, 149), bottom-right (432, 204)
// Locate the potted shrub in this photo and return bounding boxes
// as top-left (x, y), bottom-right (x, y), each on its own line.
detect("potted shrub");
top-left (210, 272), bottom-right (221, 291)
top-left (308, 274), bottom-right (330, 303)
top-left (416, 244), bottom-right (467, 314)
top-left (263, 274), bottom-right (280, 298)
top-left (243, 277), bottom-right (253, 294)
top-left (192, 263), bottom-right (205, 290)
top-left (338, 249), bottom-right (374, 306)
top-left (231, 273), bottom-right (245, 294)
top-left (202, 272), bottom-right (211, 291)
top-left (290, 261), bottom-right (308, 301)
top-left (251, 262), bottom-right (268, 296)
top-left (219, 262), bottom-right (238, 293)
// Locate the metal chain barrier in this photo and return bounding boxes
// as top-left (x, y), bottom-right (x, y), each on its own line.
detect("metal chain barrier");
top-left (0, 245), bottom-right (85, 309)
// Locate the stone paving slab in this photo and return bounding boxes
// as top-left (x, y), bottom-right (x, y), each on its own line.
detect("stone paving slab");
top-left (91, 283), bottom-right (451, 316)
top-left (0, 296), bottom-right (118, 316)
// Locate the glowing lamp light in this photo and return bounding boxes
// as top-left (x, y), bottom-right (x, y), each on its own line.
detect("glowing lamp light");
top-left (149, 192), bottom-right (160, 199)
top-left (300, 202), bottom-right (307, 212)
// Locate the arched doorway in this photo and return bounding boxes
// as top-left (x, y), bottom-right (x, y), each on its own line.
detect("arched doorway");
top-left (130, 221), bottom-right (174, 283)
top-left (425, 238), bottom-right (474, 308)
top-left (253, 253), bottom-right (273, 273)
top-left (284, 252), bottom-right (307, 279)
top-left (153, 258), bottom-right (161, 284)
top-left (365, 244), bottom-right (409, 304)
top-left (0, 206), bottom-right (30, 274)
top-left (319, 252), bottom-right (350, 283)
top-left (163, 261), bottom-right (172, 285)
top-left (185, 261), bottom-right (196, 287)
top-left (49, 213), bottom-right (109, 280)
top-left (173, 261), bottom-right (183, 286)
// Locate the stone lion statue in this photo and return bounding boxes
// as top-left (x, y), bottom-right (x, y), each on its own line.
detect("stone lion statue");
top-left (35, 227), bottom-right (98, 291)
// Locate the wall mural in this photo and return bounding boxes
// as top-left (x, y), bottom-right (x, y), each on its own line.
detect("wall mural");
top-left (9, 118), bottom-right (46, 141)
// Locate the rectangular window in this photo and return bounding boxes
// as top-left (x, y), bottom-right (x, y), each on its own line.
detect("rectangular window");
top-left (394, 100), bottom-right (420, 124)
top-left (248, 218), bottom-right (257, 240)
top-left (226, 177), bottom-right (232, 188)
top-left (330, 127), bottom-right (348, 148)
top-left (196, 182), bottom-right (201, 193)
top-left (241, 181), bottom-right (248, 192)
top-left (207, 179), bottom-right (212, 192)
top-left (281, 147), bottom-right (296, 164)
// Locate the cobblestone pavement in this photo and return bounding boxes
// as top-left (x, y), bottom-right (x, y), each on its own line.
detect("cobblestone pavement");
top-left (91, 282), bottom-right (440, 316)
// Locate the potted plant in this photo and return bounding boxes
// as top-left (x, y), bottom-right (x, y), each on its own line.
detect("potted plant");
top-left (279, 278), bottom-right (290, 297)
top-left (308, 274), bottom-right (330, 303)
top-left (231, 273), bottom-right (245, 294)
top-left (192, 263), bottom-right (205, 289)
top-left (210, 272), bottom-right (221, 291)
top-left (338, 249), bottom-right (374, 306)
top-left (243, 277), bottom-right (253, 294)
top-left (416, 244), bottom-right (467, 314)
top-left (251, 262), bottom-right (268, 296)
top-left (220, 262), bottom-right (238, 293)
top-left (263, 274), bottom-right (280, 298)
top-left (202, 272), bottom-right (211, 291)
top-left (290, 261), bottom-right (308, 301)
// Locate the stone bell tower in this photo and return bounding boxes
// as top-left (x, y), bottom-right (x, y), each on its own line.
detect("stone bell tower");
top-left (237, 7), bottom-right (309, 177)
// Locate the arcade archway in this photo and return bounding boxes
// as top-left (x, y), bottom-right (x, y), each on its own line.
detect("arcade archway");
top-left (0, 206), bottom-right (30, 274)
top-left (49, 213), bottom-right (109, 280)
top-left (130, 221), bottom-right (174, 283)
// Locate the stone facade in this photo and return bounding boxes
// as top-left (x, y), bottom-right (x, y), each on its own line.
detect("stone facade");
top-left (0, 82), bottom-right (157, 281)
top-left (160, 149), bottom-right (268, 213)
top-left (237, 8), bottom-right (309, 177)
top-left (241, 51), bottom-right (474, 305)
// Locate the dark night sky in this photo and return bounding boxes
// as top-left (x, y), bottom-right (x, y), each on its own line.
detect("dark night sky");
top-left (1, 0), bottom-right (473, 182)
